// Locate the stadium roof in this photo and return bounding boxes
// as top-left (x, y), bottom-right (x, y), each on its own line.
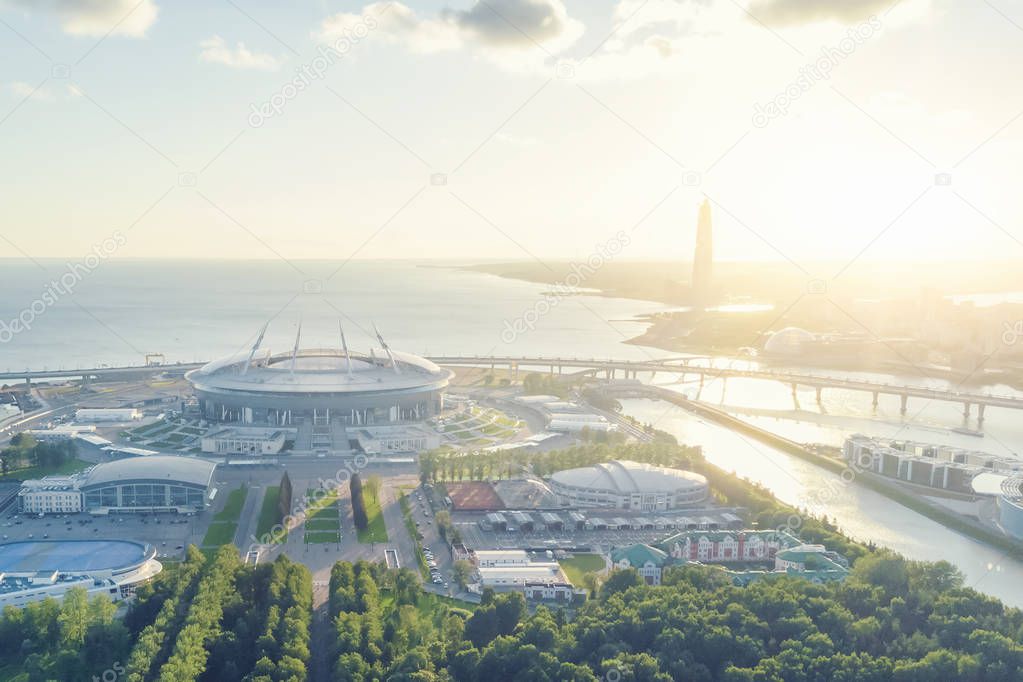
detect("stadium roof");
top-left (549, 460), bottom-right (707, 494)
top-left (81, 455), bottom-right (216, 489)
top-left (188, 347), bottom-right (451, 395)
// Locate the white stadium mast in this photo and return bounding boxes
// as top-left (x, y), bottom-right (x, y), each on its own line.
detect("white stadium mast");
top-left (241, 322), bottom-right (269, 376)
top-left (374, 323), bottom-right (401, 374)
top-left (339, 321), bottom-right (353, 378)
top-left (290, 322), bottom-right (302, 375)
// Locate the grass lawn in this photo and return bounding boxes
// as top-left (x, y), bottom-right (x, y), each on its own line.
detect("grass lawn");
top-left (560, 554), bottom-right (606, 586)
top-left (356, 488), bottom-right (388, 544)
top-left (201, 521), bottom-right (237, 547)
top-left (255, 486), bottom-right (287, 543)
top-left (213, 485), bottom-right (248, 523)
top-left (304, 530), bottom-right (341, 544)
top-left (0, 457), bottom-right (92, 482)
top-left (309, 505), bottom-right (338, 520)
top-left (306, 517), bottom-right (340, 531)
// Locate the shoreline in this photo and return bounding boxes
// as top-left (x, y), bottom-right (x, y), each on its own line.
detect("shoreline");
top-left (459, 263), bottom-right (1023, 391)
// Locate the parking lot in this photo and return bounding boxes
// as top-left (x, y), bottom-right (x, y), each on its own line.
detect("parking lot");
top-left (0, 507), bottom-right (202, 559)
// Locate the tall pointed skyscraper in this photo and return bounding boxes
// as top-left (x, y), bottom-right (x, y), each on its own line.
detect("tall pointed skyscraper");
top-left (692, 198), bottom-right (714, 304)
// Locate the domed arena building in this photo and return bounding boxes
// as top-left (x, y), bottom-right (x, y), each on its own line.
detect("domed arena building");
top-left (186, 322), bottom-right (453, 428)
top-left (548, 460), bottom-right (709, 511)
top-left (763, 327), bottom-right (817, 357)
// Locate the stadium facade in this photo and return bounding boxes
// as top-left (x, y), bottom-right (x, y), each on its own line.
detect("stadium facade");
top-left (186, 322), bottom-right (452, 428)
top-left (547, 460), bottom-right (709, 511)
top-left (18, 456), bottom-right (217, 515)
top-left (0, 539), bottom-right (162, 607)
top-left (999, 474), bottom-right (1023, 540)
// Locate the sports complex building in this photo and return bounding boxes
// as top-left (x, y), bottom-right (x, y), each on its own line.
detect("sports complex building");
top-left (0, 540), bottom-right (162, 606)
top-left (18, 456), bottom-right (217, 515)
top-left (547, 460), bottom-right (709, 511)
top-left (999, 474), bottom-right (1023, 540)
top-left (186, 323), bottom-right (453, 429)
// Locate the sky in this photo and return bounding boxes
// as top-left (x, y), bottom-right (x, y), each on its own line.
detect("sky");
top-left (1, 0), bottom-right (1022, 269)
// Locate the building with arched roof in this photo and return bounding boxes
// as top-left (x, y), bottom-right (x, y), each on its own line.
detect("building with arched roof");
top-left (547, 460), bottom-right (708, 511)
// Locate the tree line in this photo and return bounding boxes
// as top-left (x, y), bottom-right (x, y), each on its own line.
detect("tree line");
top-left (0, 433), bottom-right (77, 476)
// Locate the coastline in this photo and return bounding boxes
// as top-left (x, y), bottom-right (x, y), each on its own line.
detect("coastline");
top-left (460, 263), bottom-right (1023, 390)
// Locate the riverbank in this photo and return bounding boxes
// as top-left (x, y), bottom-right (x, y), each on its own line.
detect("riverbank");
top-left (613, 384), bottom-right (1023, 561)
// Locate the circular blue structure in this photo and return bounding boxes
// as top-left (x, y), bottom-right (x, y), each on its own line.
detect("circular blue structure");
top-left (0, 540), bottom-right (162, 607)
top-left (0, 539), bottom-right (154, 575)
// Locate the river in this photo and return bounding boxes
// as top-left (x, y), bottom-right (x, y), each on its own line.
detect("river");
top-left (620, 395), bottom-right (1023, 608)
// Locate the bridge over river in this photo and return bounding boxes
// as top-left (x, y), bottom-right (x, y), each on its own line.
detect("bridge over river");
top-left (2, 355), bottom-right (1021, 425)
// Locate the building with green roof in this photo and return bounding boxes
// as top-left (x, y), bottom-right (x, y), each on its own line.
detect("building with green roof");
top-left (610, 543), bottom-right (669, 585)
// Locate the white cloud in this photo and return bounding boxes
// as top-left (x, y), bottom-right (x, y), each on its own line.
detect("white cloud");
top-left (9, 81), bottom-right (54, 100)
top-left (199, 36), bottom-right (281, 71)
top-left (318, 0), bottom-right (584, 64)
top-left (8, 81), bottom-right (81, 101)
top-left (1, 0), bottom-right (158, 37)
top-left (747, 0), bottom-right (894, 25)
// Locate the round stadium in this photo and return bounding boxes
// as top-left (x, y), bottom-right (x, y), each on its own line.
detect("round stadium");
top-left (0, 539), bottom-right (162, 607)
top-left (187, 322), bottom-right (453, 426)
top-left (548, 460), bottom-right (709, 511)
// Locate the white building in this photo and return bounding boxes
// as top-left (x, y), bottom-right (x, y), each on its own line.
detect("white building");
top-left (547, 460), bottom-right (709, 511)
top-left (547, 412), bottom-right (617, 434)
top-left (523, 582), bottom-right (583, 602)
top-left (19, 456), bottom-right (217, 515)
top-left (477, 563), bottom-right (567, 588)
top-left (18, 477), bottom-right (84, 514)
top-left (201, 427), bottom-right (290, 455)
top-left (75, 408), bottom-right (142, 423)
top-left (25, 425), bottom-right (96, 441)
top-left (353, 424), bottom-right (441, 455)
top-left (473, 549), bottom-right (531, 567)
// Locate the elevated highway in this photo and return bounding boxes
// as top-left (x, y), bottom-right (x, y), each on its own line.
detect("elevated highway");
top-left (2, 355), bottom-right (1021, 425)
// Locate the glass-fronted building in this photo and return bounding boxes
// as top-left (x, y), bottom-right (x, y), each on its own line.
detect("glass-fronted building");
top-left (19, 456), bottom-right (217, 515)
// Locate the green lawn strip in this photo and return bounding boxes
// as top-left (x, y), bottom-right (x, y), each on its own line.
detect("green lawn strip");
top-left (356, 488), bottom-right (388, 544)
top-left (255, 486), bottom-right (287, 544)
top-left (213, 485), bottom-right (248, 523)
top-left (305, 517), bottom-right (340, 531)
top-left (399, 493), bottom-right (430, 579)
top-left (201, 521), bottom-right (237, 547)
top-left (304, 530), bottom-right (341, 544)
top-left (559, 554), bottom-right (606, 586)
top-left (0, 458), bottom-right (92, 482)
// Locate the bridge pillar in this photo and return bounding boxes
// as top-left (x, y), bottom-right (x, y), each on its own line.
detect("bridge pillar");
top-left (872, 392), bottom-right (879, 409)
top-left (815, 387), bottom-right (823, 404)
top-left (512, 362), bottom-right (518, 381)
top-left (963, 402), bottom-right (971, 419)
top-left (900, 394), bottom-right (908, 415)
top-left (978, 404), bottom-right (986, 427)
top-left (24, 377), bottom-right (31, 388)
